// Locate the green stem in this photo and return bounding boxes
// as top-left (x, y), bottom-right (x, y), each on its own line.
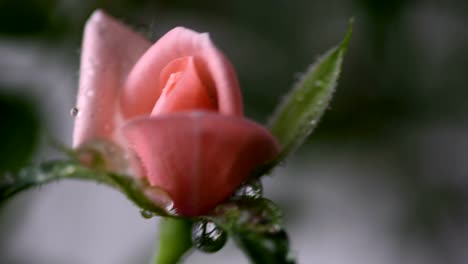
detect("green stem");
top-left (153, 217), bottom-right (193, 264)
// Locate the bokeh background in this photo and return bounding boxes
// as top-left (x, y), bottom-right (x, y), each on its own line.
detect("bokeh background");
top-left (1, 0), bottom-right (468, 263)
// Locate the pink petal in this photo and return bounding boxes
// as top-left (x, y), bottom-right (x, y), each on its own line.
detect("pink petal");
top-left (121, 27), bottom-right (243, 118)
top-left (122, 112), bottom-right (279, 216)
top-left (73, 10), bottom-right (151, 147)
top-left (151, 56), bottom-right (217, 115)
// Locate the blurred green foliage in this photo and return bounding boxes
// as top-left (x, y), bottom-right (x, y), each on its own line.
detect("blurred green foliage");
top-left (0, 92), bottom-right (39, 174)
top-left (0, 0), bottom-right (69, 37)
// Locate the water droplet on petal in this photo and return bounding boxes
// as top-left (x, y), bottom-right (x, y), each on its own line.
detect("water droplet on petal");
top-left (192, 220), bottom-right (227, 253)
top-left (234, 178), bottom-right (263, 199)
top-left (140, 209), bottom-right (155, 219)
top-left (70, 107), bottom-right (79, 117)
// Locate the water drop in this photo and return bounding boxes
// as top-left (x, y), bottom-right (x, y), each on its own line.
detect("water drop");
top-left (70, 107), bottom-right (79, 117)
top-left (234, 178), bottom-right (263, 199)
top-left (192, 221), bottom-right (227, 253)
top-left (140, 209), bottom-right (155, 219)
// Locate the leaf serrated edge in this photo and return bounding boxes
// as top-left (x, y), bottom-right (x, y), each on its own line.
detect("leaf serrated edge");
top-left (265, 18), bottom-right (353, 169)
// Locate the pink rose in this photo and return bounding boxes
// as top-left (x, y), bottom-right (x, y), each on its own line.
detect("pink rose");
top-left (73, 10), bottom-right (279, 216)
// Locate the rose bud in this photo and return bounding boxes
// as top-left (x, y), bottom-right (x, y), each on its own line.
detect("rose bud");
top-left (73, 10), bottom-right (279, 216)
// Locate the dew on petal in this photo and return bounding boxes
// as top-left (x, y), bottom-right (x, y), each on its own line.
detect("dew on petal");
top-left (70, 107), bottom-right (79, 118)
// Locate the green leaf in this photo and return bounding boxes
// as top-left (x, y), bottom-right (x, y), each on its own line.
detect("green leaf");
top-left (268, 19), bottom-right (353, 164)
top-left (0, 160), bottom-right (169, 216)
top-left (207, 198), bottom-right (295, 264)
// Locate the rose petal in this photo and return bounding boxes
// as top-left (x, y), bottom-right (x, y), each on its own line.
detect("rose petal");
top-left (122, 112), bottom-right (279, 216)
top-left (122, 27), bottom-right (243, 118)
top-left (151, 56), bottom-right (217, 115)
top-left (73, 10), bottom-right (151, 147)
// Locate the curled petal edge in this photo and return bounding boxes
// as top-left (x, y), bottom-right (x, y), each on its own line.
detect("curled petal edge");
top-left (122, 27), bottom-right (243, 118)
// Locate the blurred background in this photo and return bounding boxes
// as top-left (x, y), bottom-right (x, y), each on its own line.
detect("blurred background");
top-left (1, 0), bottom-right (468, 263)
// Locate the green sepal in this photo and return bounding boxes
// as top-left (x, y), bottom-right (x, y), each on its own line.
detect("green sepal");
top-left (268, 19), bottom-right (353, 167)
top-left (205, 198), bottom-right (295, 264)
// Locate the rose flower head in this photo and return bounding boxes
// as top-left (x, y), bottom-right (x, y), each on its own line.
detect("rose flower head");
top-left (73, 10), bottom-right (279, 216)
